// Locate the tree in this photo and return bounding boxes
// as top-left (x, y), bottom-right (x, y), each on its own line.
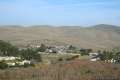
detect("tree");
top-left (80, 49), bottom-right (92, 56)
top-left (0, 40), bottom-right (19, 56)
top-left (68, 45), bottom-right (76, 50)
top-left (20, 48), bottom-right (42, 62)
top-left (0, 61), bottom-right (8, 69)
top-left (101, 50), bottom-right (114, 61)
top-left (37, 44), bottom-right (47, 52)
top-left (33, 53), bottom-right (42, 62)
top-left (114, 52), bottom-right (120, 63)
top-left (7, 46), bottom-right (19, 56)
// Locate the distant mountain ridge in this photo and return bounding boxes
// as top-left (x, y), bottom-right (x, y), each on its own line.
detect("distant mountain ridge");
top-left (90, 24), bottom-right (120, 34)
top-left (0, 24), bottom-right (119, 28)
top-left (0, 24), bottom-right (120, 50)
top-left (90, 24), bottom-right (120, 29)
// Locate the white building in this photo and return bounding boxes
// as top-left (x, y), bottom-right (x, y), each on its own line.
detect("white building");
top-left (89, 53), bottom-right (101, 61)
top-left (16, 60), bottom-right (31, 66)
top-left (0, 56), bottom-right (21, 61)
top-left (105, 58), bottom-right (116, 63)
top-left (7, 63), bottom-right (16, 66)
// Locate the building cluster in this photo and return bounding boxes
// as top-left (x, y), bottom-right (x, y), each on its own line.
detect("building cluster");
top-left (0, 44), bottom-right (117, 68)
top-left (89, 53), bottom-right (116, 63)
top-left (45, 46), bottom-right (68, 54)
top-left (0, 56), bottom-right (31, 67)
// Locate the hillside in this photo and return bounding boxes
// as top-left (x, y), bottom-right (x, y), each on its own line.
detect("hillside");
top-left (0, 24), bottom-right (120, 50)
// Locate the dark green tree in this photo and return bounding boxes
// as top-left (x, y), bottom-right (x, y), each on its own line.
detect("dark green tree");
top-left (37, 44), bottom-right (47, 52)
top-left (20, 48), bottom-right (42, 62)
top-left (0, 40), bottom-right (19, 56)
top-left (114, 52), bottom-right (120, 63)
top-left (102, 50), bottom-right (114, 60)
top-left (68, 45), bottom-right (76, 50)
top-left (80, 49), bottom-right (92, 56)
top-left (0, 61), bottom-right (8, 69)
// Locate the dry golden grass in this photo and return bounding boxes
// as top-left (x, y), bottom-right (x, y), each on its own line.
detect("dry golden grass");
top-left (0, 60), bottom-right (120, 80)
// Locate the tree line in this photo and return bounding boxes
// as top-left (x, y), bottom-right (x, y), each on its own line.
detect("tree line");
top-left (0, 40), bottom-right (120, 64)
top-left (0, 40), bottom-right (42, 62)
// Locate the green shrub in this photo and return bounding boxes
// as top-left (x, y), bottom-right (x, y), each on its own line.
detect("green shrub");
top-left (0, 61), bottom-right (8, 69)
top-left (114, 52), bottom-right (120, 63)
top-left (58, 58), bottom-right (63, 61)
top-left (37, 44), bottom-right (47, 52)
top-left (23, 63), bottom-right (30, 68)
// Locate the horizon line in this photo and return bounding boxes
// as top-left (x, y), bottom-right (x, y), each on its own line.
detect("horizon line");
top-left (0, 24), bottom-right (120, 27)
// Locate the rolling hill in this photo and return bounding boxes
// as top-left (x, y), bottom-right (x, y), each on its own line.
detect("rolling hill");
top-left (0, 24), bottom-right (120, 50)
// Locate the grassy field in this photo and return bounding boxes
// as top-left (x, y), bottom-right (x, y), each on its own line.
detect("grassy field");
top-left (40, 53), bottom-right (88, 64)
top-left (0, 60), bottom-right (120, 80)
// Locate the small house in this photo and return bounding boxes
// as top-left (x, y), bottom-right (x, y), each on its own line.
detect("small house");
top-left (89, 53), bottom-right (101, 61)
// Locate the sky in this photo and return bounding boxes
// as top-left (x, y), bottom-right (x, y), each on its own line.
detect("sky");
top-left (0, 0), bottom-right (120, 26)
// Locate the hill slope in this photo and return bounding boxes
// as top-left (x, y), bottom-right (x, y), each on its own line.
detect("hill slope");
top-left (0, 24), bottom-right (120, 49)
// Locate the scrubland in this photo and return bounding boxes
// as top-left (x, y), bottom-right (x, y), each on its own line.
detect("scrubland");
top-left (0, 60), bottom-right (120, 80)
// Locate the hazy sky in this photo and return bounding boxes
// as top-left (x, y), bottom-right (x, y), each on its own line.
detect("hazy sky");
top-left (0, 0), bottom-right (120, 26)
